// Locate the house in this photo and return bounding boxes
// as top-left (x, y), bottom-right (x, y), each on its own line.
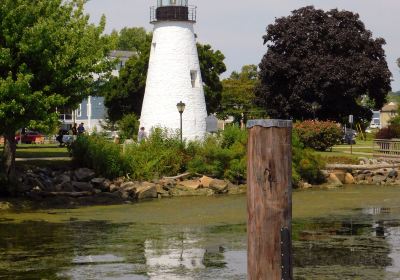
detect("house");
top-left (380, 102), bottom-right (398, 128)
top-left (58, 50), bottom-right (135, 133)
top-left (369, 111), bottom-right (381, 129)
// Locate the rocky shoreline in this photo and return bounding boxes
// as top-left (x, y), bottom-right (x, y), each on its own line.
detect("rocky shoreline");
top-left (2, 157), bottom-right (400, 210)
top-left (300, 157), bottom-right (400, 189)
top-left (0, 167), bottom-right (246, 209)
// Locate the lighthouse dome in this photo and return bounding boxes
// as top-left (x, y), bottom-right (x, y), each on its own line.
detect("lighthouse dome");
top-left (157, 0), bottom-right (188, 7)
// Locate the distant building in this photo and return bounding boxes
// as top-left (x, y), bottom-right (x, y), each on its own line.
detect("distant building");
top-left (370, 110), bottom-right (381, 129)
top-left (380, 102), bottom-right (398, 128)
top-left (58, 50), bottom-right (135, 133)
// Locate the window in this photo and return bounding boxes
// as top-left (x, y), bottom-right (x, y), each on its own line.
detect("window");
top-left (76, 104), bottom-right (82, 117)
top-left (190, 70), bottom-right (197, 88)
top-left (152, 43), bottom-right (156, 52)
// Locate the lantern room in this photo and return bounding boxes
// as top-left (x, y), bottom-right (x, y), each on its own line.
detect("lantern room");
top-left (150, 0), bottom-right (196, 22)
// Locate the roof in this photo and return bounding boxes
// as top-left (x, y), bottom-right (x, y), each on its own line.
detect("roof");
top-left (108, 50), bottom-right (136, 59)
top-left (381, 102), bottom-right (398, 112)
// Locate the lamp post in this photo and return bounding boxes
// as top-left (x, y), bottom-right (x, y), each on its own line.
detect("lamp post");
top-left (311, 102), bottom-right (319, 120)
top-left (176, 101), bottom-right (186, 143)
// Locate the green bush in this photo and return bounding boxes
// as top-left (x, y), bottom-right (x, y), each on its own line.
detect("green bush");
top-left (71, 136), bottom-right (128, 178)
top-left (292, 131), bottom-right (326, 185)
top-left (117, 113), bottom-right (139, 140)
top-left (124, 128), bottom-right (186, 180)
top-left (294, 120), bottom-right (342, 151)
top-left (71, 125), bottom-right (325, 185)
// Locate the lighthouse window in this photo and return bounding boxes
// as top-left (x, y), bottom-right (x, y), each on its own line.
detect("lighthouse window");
top-left (190, 70), bottom-right (197, 88)
top-left (152, 43), bottom-right (156, 52)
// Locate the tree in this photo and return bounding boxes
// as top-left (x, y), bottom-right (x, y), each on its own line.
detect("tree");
top-left (257, 6), bottom-right (392, 123)
top-left (219, 65), bottom-right (266, 125)
top-left (103, 28), bottom-right (152, 122)
top-left (197, 43), bottom-right (227, 113)
top-left (103, 33), bottom-right (226, 120)
top-left (0, 0), bottom-right (113, 183)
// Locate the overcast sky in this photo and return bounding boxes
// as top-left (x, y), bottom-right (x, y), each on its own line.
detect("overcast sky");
top-left (85, 0), bottom-right (400, 91)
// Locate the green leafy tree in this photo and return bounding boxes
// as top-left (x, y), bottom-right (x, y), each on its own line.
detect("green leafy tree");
top-left (197, 43), bottom-right (227, 113)
top-left (0, 0), bottom-right (113, 183)
top-left (220, 65), bottom-right (266, 125)
top-left (103, 27), bottom-right (152, 121)
top-left (257, 6), bottom-right (392, 123)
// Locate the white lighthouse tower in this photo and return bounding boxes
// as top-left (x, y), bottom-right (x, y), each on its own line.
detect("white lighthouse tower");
top-left (140, 0), bottom-right (207, 140)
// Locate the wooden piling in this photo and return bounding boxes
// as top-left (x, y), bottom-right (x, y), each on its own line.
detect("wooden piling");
top-left (247, 119), bottom-right (293, 280)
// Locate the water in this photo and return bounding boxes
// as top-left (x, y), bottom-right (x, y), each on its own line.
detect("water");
top-left (1, 186), bottom-right (400, 279)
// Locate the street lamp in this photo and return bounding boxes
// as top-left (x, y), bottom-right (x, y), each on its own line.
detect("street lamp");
top-left (176, 101), bottom-right (186, 143)
top-left (311, 102), bottom-right (319, 120)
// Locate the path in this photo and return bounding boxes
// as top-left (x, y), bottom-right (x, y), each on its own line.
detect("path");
top-left (16, 157), bottom-right (71, 161)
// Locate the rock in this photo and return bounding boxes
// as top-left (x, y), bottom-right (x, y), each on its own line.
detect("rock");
top-left (117, 191), bottom-right (130, 200)
top-left (227, 184), bottom-right (247, 195)
top-left (74, 168), bottom-right (96, 182)
top-left (332, 171), bottom-right (346, 184)
top-left (91, 177), bottom-right (105, 186)
top-left (54, 174), bottom-right (71, 184)
top-left (358, 157), bottom-right (369, 165)
top-left (344, 173), bottom-right (355, 184)
top-left (356, 174), bottom-right (366, 182)
top-left (159, 178), bottom-right (176, 188)
top-left (156, 184), bottom-right (170, 197)
top-left (200, 176), bottom-right (214, 188)
top-left (320, 170), bottom-right (330, 178)
top-left (72, 181), bottom-right (94, 193)
top-left (372, 175), bottom-right (386, 185)
top-left (0, 202), bottom-right (12, 211)
top-left (170, 187), bottom-right (214, 197)
top-left (178, 180), bottom-right (201, 190)
top-left (113, 178), bottom-right (125, 187)
top-left (298, 181), bottom-right (313, 189)
top-left (388, 169), bottom-right (398, 179)
top-left (120, 182), bottom-right (137, 190)
top-left (322, 173), bottom-right (343, 188)
top-left (135, 183), bottom-right (157, 200)
top-left (58, 181), bottom-right (74, 192)
top-left (209, 179), bottom-right (229, 193)
top-left (29, 177), bottom-right (47, 191)
top-left (109, 184), bottom-right (119, 192)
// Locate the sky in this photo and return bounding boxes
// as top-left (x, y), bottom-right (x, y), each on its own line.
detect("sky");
top-left (85, 0), bottom-right (400, 91)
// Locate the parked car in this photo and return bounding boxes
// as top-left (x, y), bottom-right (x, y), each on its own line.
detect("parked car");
top-left (342, 129), bottom-right (356, 145)
top-left (18, 131), bottom-right (45, 144)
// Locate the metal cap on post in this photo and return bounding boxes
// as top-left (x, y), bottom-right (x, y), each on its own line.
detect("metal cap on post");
top-left (247, 119), bottom-right (293, 280)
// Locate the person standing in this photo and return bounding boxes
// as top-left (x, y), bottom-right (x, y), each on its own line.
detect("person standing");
top-left (137, 127), bottom-right (147, 142)
top-left (77, 123), bottom-right (85, 135)
top-left (72, 123), bottom-right (77, 136)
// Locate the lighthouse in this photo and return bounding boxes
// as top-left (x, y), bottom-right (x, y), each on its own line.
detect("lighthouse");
top-left (140, 0), bottom-right (207, 140)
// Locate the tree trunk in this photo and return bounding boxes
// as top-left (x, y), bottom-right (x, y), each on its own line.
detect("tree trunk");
top-left (2, 130), bottom-right (16, 182)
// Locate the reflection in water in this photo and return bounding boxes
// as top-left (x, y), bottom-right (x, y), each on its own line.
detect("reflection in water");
top-left (3, 187), bottom-right (400, 279)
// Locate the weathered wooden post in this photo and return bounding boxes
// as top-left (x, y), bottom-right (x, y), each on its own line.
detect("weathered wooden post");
top-left (247, 119), bottom-right (293, 280)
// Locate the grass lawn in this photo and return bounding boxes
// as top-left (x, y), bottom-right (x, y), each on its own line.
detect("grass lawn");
top-left (15, 159), bottom-right (72, 170)
top-left (0, 144), bottom-right (69, 158)
top-left (315, 139), bottom-right (375, 164)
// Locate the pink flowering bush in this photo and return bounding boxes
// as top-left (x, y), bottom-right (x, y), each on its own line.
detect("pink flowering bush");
top-left (294, 120), bottom-right (342, 151)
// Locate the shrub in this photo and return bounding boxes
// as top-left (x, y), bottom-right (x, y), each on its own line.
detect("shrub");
top-left (292, 131), bottom-right (325, 185)
top-left (71, 125), bottom-right (325, 185)
top-left (187, 126), bottom-right (247, 184)
top-left (123, 128), bottom-right (186, 180)
top-left (71, 136), bottom-right (128, 178)
top-left (117, 113), bottom-right (139, 140)
top-left (294, 120), bottom-right (342, 151)
top-left (375, 124), bottom-right (400, 139)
